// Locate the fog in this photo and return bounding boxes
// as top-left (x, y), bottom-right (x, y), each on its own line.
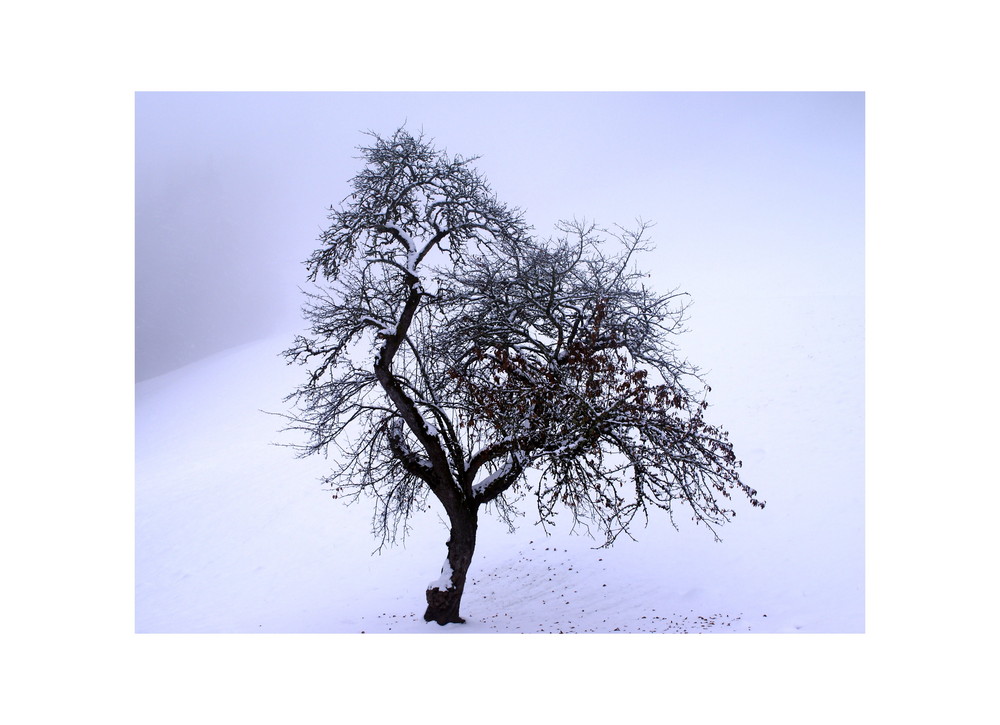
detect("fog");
top-left (135, 92), bottom-right (863, 381)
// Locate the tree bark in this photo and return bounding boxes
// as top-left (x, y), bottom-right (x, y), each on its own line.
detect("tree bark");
top-left (424, 506), bottom-right (478, 625)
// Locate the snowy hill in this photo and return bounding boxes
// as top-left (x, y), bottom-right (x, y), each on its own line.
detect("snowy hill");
top-left (135, 293), bottom-right (863, 633)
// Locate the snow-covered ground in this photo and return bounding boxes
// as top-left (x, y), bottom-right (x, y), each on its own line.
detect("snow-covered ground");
top-left (136, 292), bottom-right (863, 634)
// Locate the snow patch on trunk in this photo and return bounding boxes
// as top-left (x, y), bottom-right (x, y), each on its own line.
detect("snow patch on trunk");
top-left (428, 557), bottom-right (453, 591)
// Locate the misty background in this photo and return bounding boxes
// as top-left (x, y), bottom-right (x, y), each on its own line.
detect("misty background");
top-left (135, 92), bottom-right (863, 381)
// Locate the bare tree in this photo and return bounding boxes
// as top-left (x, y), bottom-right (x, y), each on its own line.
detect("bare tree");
top-left (284, 128), bottom-right (764, 625)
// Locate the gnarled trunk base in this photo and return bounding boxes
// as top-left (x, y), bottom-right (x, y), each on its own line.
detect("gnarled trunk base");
top-left (424, 587), bottom-right (466, 625)
top-left (423, 509), bottom-right (477, 626)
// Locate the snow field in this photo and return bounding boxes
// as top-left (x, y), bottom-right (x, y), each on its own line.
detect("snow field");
top-left (136, 293), bottom-right (863, 633)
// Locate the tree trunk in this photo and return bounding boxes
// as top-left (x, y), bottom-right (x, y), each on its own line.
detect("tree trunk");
top-left (424, 506), bottom-right (478, 625)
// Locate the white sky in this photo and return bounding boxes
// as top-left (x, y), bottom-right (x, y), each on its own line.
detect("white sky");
top-left (135, 92), bottom-right (863, 380)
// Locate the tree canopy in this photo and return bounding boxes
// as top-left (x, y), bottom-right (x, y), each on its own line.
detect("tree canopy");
top-left (284, 127), bottom-right (763, 624)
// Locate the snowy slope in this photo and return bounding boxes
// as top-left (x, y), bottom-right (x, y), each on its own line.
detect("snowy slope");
top-left (135, 293), bottom-right (863, 633)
